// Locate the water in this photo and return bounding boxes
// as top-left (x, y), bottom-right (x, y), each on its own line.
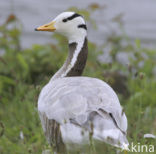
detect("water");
top-left (0, 0), bottom-right (156, 48)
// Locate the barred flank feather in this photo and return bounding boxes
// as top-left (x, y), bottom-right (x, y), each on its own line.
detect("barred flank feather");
top-left (40, 113), bottom-right (66, 153)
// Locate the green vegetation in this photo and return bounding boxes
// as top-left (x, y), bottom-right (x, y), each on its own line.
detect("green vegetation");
top-left (0, 6), bottom-right (156, 154)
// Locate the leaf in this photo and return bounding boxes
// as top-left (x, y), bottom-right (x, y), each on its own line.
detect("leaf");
top-left (17, 53), bottom-right (29, 74)
top-left (0, 75), bottom-right (15, 85)
top-left (135, 39), bottom-right (141, 49)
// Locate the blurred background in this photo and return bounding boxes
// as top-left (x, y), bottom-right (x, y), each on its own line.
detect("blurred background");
top-left (0, 0), bottom-right (156, 154)
top-left (1, 0), bottom-right (156, 48)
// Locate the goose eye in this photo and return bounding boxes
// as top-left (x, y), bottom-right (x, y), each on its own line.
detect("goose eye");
top-left (62, 19), bottom-right (67, 22)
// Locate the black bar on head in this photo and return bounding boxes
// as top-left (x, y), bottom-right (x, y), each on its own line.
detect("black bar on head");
top-left (63, 13), bottom-right (82, 22)
top-left (67, 13), bottom-right (81, 21)
top-left (78, 24), bottom-right (87, 30)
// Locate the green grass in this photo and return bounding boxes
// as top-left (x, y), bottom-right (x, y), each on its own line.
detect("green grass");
top-left (0, 8), bottom-right (156, 154)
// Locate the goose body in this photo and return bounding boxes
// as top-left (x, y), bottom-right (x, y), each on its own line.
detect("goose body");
top-left (36, 12), bottom-right (129, 153)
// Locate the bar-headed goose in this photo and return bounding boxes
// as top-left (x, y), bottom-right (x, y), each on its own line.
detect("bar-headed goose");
top-left (35, 12), bottom-right (129, 153)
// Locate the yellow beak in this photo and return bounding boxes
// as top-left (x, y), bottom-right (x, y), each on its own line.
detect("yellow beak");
top-left (35, 21), bottom-right (56, 32)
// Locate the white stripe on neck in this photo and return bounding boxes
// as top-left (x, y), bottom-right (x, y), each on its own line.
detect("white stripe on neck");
top-left (61, 36), bottom-right (85, 77)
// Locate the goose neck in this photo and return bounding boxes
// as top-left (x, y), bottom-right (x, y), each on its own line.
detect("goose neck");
top-left (51, 37), bottom-right (88, 81)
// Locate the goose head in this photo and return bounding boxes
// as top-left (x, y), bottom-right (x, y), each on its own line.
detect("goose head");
top-left (35, 12), bottom-right (87, 43)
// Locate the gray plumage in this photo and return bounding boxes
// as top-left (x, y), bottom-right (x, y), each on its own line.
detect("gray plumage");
top-left (37, 11), bottom-right (129, 153)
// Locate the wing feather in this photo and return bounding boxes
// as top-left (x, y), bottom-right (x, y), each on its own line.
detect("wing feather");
top-left (38, 77), bottom-right (128, 144)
